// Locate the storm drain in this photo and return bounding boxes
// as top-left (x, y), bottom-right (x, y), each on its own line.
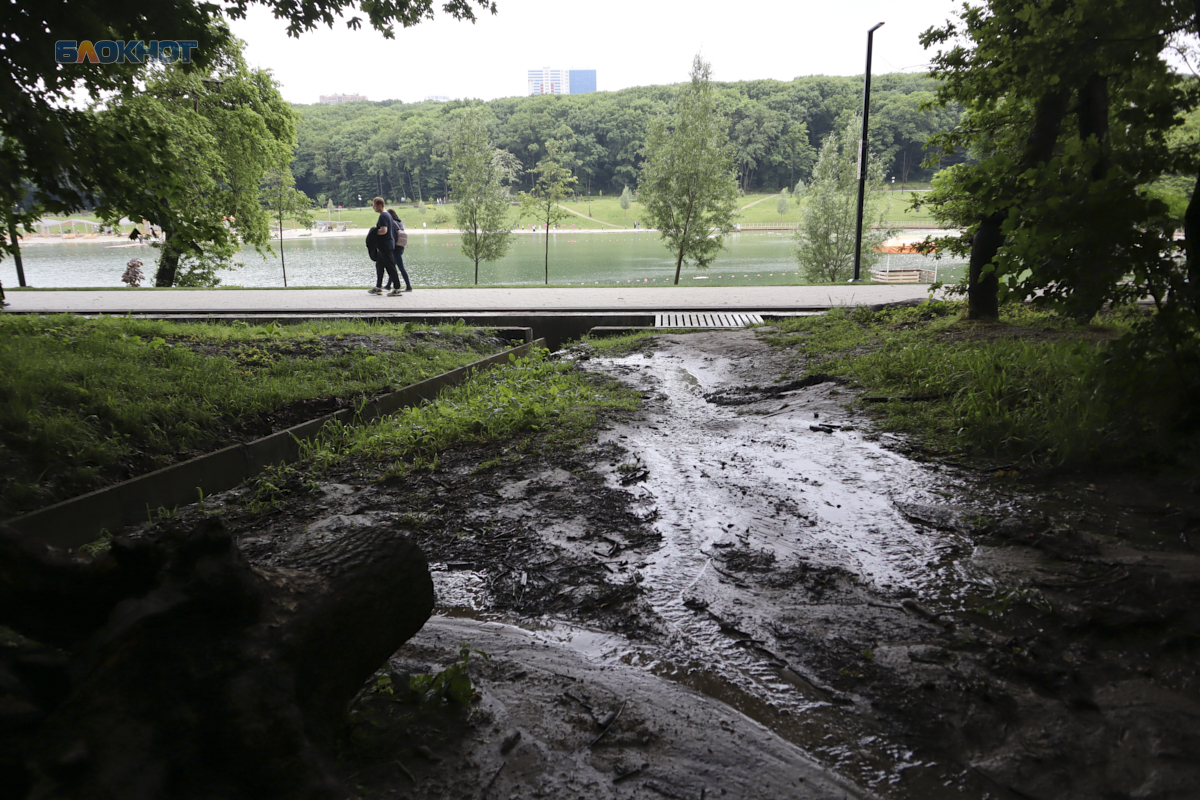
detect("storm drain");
top-left (656, 313), bottom-right (763, 329)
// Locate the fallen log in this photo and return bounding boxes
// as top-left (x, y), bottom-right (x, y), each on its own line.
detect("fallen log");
top-left (0, 518), bottom-right (434, 800)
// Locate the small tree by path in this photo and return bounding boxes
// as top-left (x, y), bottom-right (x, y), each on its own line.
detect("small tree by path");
top-left (638, 54), bottom-right (740, 285)
top-left (793, 115), bottom-right (892, 282)
top-left (776, 192), bottom-right (790, 222)
top-left (262, 168), bottom-right (314, 288)
top-left (620, 185), bottom-right (633, 220)
top-left (449, 108), bottom-right (519, 284)
top-left (519, 141), bottom-right (577, 284)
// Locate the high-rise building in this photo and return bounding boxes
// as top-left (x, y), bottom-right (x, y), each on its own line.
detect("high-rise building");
top-left (319, 93), bottom-right (367, 104)
top-left (527, 68), bottom-right (596, 95)
top-left (568, 70), bottom-right (596, 94)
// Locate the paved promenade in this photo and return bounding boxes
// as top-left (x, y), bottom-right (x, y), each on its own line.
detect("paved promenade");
top-left (2, 284), bottom-right (934, 315)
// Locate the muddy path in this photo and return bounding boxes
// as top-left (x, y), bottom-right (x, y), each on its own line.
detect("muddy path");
top-left (160, 329), bottom-right (1200, 800)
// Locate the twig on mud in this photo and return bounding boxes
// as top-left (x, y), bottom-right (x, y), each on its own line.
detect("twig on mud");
top-left (614, 762), bottom-right (649, 783)
top-left (480, 762), bottom-right (505, 798)
top-left (589, 700), bottom-right (627, 747)
top-left (865, 601), bottom-right (905, 612)
top-left (395, 760), bottom-right (416, 784)
top-left (563, 691), bottom-right (593, 712)
top-left (645, 780), bottom-right (690, 799)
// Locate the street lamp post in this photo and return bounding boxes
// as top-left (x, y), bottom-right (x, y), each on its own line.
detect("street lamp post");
top-left (851, 21), bottom-right (885, 284)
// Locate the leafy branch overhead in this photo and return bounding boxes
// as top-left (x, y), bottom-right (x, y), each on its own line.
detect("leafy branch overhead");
top-left (916, 0), bottom-right (1200, 322)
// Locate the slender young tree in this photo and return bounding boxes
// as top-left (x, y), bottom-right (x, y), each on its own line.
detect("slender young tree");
top-left (619, 185), bottom-right (633, 219)
top-left (793, 116), bottom-right (891, 283)
top-left (638, 54), bottom-right (740, 285)
top-left (518, 141), bottom-right (577, 284)
top-left (776, 192), bottom-right (790, 222)
top-left (449, 108), bottom-right (518, 284)
top-left (262, 167), bottom-right (314, 287)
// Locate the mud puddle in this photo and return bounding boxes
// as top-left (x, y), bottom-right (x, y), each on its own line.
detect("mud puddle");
top-left (143, 328), bottom-right (1200, 799)
top-left (563, 332), bottom-right (996, 797)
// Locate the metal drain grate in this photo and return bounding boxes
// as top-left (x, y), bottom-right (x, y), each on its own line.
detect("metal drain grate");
top-left (655, 312), bottom-right (763, 329)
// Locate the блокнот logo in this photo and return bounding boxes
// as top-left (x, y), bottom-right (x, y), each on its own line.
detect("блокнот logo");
top-left (55, 41), bottom-right (199, 64)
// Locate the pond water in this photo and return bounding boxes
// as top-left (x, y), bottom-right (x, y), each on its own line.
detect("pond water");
top-left (3, 231), bottom-right (962, 289)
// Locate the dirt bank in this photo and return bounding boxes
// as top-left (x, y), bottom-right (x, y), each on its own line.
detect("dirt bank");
top-left (142, 329), bottom-right (1200, 799)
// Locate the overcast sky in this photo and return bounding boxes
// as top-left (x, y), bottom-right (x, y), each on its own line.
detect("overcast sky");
top-left (228, 0), bottom-right (964, 106)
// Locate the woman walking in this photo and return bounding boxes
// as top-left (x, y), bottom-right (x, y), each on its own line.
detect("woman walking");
top-left (385, 209), bottom-right (413, 292)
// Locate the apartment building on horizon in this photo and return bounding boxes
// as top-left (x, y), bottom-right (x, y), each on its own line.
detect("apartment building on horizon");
top-left (319, 93), bottom-right (367, 104)
top-left (527, 68), bottom-right (596, 96)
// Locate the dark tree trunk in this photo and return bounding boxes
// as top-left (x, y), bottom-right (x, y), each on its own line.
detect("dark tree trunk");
top-left (154, 239), bottom-right (180, 287)
top-left (968, 212), bottom-right (1005, 320)
top-left (1069, 73), bottom-right (1115, 322)
top-left (1186, 173), bottom-right (1200, 315)
top-left (6, 219), bottom-right (26, 287)
top-left (1186, 1), bottom-right (1200, 315)
top-left (0, 519), bottom-right (434, 800)
top-left (966, 88), bottom-right (1070, 320)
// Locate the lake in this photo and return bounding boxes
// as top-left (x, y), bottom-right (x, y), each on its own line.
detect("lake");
top-left (2, 231), bottom-right (962, 289)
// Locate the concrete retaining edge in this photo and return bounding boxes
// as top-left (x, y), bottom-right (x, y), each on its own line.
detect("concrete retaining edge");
top-left (5, 338), bottom-right (547, 550)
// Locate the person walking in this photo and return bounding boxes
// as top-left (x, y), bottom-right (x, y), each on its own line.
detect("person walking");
top-left (366, 196), bottom-right (403, 296)
top-left (384, 209), bottom-right (413, 292)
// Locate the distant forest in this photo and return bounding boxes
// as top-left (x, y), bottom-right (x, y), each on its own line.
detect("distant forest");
top-left (290, 73), bottom-right (964, 206)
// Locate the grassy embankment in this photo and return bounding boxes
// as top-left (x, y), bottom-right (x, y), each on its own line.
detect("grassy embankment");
top-left (0, 316), bottom-right (516, 519)
top-left (246, 348), bottom-right (639, 510)
top-left (764, 302), bottom-right (1199, 470)
top-left (586, 301), bottom-right (1196, 472)
top-left (26, 188), bottom-right (939, 237)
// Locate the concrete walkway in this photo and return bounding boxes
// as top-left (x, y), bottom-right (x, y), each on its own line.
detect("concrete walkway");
top-left (2, 284), bottom-right (934, 315)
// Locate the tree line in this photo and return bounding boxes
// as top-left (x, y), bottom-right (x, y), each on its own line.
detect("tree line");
top-left (289, 72), bottom-right (963, 207)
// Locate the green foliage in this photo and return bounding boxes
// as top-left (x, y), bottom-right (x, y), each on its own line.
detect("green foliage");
top-left (290, 348), bottom-right (639, 480)
top-left (449, 107), bottom-right (517, 283)
top-left (0, 315), bottom-right (507, 518)
top-left (406, 645), bottom-right (485, 707)
top-left (775, 193), bottom-right (790, 221)
top-left (767, 303), bottom-right (1200, 469)
top-left (285, 73), bottom-right (960, 209)
top-left (93, 40), bottom-right (298, 287)
top-left (262, 166), bottom-right (316, 287)
top-left (916, 0), bottom-right (1198, 322)
top-left (638, 55), bottom-right (741, 285)
top-left (619, 185), bottom-right (633, 217)
top-left (793, 116), bottom-right (892, 282)
top-left (518, 141), bottom-right (578, 283)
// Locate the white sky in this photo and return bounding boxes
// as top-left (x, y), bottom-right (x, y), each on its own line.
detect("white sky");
top-left (228, 0), bottom-right (964, 106)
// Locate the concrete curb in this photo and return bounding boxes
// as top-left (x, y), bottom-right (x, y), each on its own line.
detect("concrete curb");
top-left (5, 339), bottom-right (547, 550)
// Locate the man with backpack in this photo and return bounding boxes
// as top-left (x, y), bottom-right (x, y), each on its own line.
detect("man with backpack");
top-left (366, 196), bottom-right (403, 296)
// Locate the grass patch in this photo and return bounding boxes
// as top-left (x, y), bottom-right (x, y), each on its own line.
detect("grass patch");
top-left (763, 302), bottom-right (1192, 468)
top-left (245, 348), bottom-right (639, 504)
top-left (0, 315), bottom-right (512, 518)
top-left (576, 329), bottom-right (664, 356)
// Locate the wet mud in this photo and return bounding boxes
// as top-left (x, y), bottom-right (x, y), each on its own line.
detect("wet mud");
top-left (158, 329), bottom-right (1199, 799)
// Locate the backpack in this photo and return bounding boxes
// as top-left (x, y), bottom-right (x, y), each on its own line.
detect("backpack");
top-left (395, 226), bottom-right (408, 248)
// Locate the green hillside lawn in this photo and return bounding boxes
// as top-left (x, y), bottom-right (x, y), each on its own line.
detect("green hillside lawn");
top-left (26, 187), bottom-right (940, 238)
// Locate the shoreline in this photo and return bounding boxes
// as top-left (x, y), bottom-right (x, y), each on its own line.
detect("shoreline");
top-left (8, 226), bottom-right (667, 248)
